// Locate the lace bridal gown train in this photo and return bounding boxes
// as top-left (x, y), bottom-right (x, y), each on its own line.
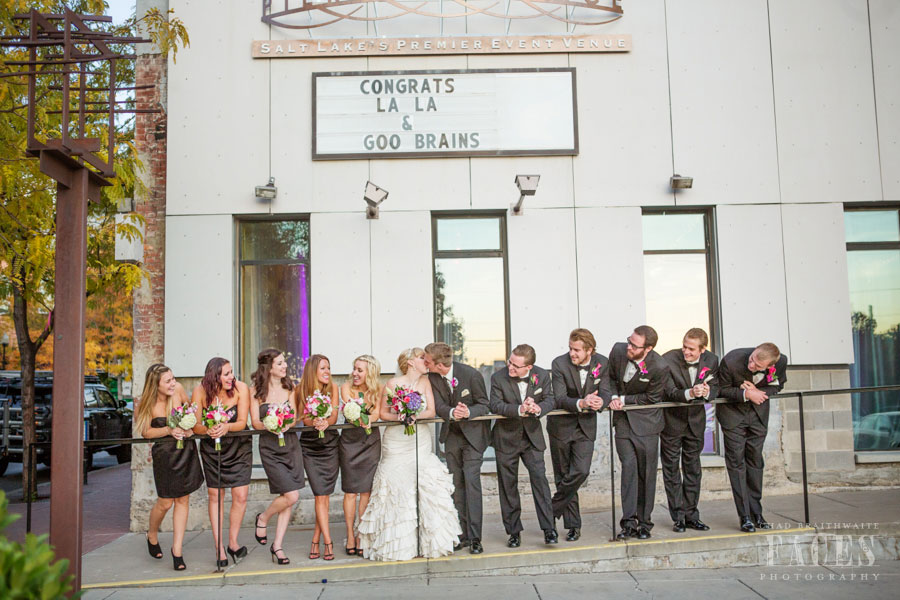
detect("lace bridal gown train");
top-left (357, 422), bottom-right (461, 561)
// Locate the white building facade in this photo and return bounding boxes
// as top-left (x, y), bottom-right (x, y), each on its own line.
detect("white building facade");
top-left (130, 0), bottom-right (900, 529)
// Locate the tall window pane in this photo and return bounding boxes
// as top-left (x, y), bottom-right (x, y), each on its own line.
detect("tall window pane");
top-left (846, 208), bottom-right (900, 451)
top-left (642, 210), bottom-right (718, 454)
top-left (239, 220), bottom-right (310, 380)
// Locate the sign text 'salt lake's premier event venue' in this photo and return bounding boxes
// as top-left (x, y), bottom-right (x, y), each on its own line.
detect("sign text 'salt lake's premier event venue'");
top-left (124, 0), bottom-right (900, 532)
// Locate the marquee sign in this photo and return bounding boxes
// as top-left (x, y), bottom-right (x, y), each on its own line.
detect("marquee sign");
top-left (312, 68), bottom-right (578, 160)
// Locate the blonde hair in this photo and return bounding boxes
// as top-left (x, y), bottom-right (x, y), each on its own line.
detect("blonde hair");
top-left (135, 363), bottom-right (174, 436)
top-left (755, 342), bottom-right (781, 364)
top-left (350, 355), bottom-right (382, 413)
top-left (397, 347), bottom-right (425, 375)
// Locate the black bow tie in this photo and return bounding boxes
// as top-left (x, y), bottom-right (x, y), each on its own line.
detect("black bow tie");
top-left (514, 376), bottom-right (530, 383)
top-left (685, 360), bottom-right (699, 367)
top-left (576, 365), bottom-right (590, 372)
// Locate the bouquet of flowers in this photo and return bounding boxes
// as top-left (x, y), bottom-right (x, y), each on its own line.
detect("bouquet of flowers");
top-left (387, 385), bottom-right (425, 436)
top-left (304, 390), bottom-right (333, 438)
top-left (263, 403), bottom-right (296, 446)
top-left (342, 392), bottom-right (372, 435)
top-left (166, 404), bottom-right (198, 449)
top-left (203, 402), bottom-right (235, 451)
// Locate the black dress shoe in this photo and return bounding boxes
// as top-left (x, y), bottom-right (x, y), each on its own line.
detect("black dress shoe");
top-left (636, 528), bottom-right (651, 540)
top-left (544, 529), bottom-right (559, 544)
top-left (469, 539), bottom-right (483, 554)
top-left (740, 516), bottom-right (756, 533)
top-left (615, 528), bottom-right (634, 541)
top-left (565, 528), bottom-right (581, 542)
top-left (752, 514), bottom-right (772, 530)
top-left (507, 533), bottom-right (521, 548)
top-left (685, 519), bottom-right (710, 531)
top-left (453, 538), bottom-right (470, 551)
top-left (672, 520), bottom-right (686, 533)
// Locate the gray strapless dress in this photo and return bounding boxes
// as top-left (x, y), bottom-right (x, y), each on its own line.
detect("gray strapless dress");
top-left (258, 403), bottom-right (305, 494)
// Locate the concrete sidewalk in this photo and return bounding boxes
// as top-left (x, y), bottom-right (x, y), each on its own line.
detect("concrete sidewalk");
top-left (79, 487), bottom-right (900, 589)
top-left (82, 563), bottom-right (900, 600)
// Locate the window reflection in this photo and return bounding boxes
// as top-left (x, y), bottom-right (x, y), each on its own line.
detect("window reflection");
top-left (436, 218), bottom-right (501, 251)
top-left (239, 221), bottom-right (311, 381)
top-left (642, 210), bottom-right (717, 454)
top-left (642, 213), bottom-right (706, 251)
top-left (643, 254), bottom-right (711, 355)
top-left (846, 209), bottom-right (900, 451)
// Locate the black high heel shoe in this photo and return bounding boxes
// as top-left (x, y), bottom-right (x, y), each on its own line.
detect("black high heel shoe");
top-left (146, 536), bottom-right (163, 559)
top-left (171, 549), bottom-right (186, 571)
top-left (215, 548), bottom-right (228, 569)
top-left (254, 513), bottom-right (267, 545)
top-left (226, 545), bottom-right (248, 563)
top-left (270, 546), bottom-right (290, 565)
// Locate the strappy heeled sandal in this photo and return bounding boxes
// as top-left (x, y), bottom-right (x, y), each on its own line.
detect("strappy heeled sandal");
top-left (254, 513), bottom-right (268, 545)
top-left (323, 542), bottom-right (334, 561)
top-left (309, 540), bottom-right (320, 559)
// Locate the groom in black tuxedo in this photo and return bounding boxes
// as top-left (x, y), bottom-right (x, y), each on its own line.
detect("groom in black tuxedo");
top-left (549, 328), bottom-right (608, 541)
top-left (601, 325), bottom-right (668, 540)
top-left (489, 344), bottom-right (557, 547)
top-left (425, 342), bottom-right (491, 554)
top-left (661, 328), bottom-right (719, 533)
top-left (717, 343), bottom-right (787, 533)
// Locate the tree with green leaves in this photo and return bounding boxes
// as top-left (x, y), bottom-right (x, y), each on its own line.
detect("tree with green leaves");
top-left (0, 1), bottom-right (187, 496)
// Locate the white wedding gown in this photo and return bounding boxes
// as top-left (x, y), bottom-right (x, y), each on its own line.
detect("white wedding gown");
top-left (358, 422), bottom-right (461, 561)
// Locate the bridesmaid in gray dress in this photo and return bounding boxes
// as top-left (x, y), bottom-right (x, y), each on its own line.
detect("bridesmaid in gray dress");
top-left (250, 349), bottom-right (305, 565)
top-left (297, 354), bottom-right (340, 561)
top-left (339, 355), bottom-right (383, 556)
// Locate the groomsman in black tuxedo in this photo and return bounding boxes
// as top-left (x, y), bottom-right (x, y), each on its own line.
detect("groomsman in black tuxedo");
top-left (425, 342), bottom-right (491, 554)
top-left (549, 328), bottom-right (608, 542)
top-left (661, 328), bottom-right (719, 533)
top-left (601, 325), bottom-right (668, 540)
top-left (489, 344), bottom-right (558, 547)
top-left (717, 343), bottom-right (787, 533)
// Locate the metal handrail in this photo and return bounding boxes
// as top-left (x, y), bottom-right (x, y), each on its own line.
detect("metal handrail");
top-left (17, 383), bottom-right (900, 558)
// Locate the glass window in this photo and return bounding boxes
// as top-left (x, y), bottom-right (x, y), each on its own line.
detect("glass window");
top-left (845, 208), bottom-right (900, 451)
top-left (432, 216), bottom-right (508, 374)
top-left (433, 215), bottom-right (509, 462)
top-left (642, 210), bottom-right (718, 454)
top-left (83, 389), bottom-right (98, 408)
top-left (239, 220), bottom-right (310, 380)
top-left (94, 388), bottom-right (118, 409)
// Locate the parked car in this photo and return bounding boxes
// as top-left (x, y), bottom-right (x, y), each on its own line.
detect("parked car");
top-left (854, 411), bottom-right (900, 451)
top-left (0, 373), bottom-right (133, 476)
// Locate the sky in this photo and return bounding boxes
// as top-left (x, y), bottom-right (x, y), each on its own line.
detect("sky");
top-left (105, 0), bottom-right (134, 25)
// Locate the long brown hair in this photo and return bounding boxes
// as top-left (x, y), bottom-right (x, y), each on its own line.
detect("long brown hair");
top-left (251, 348), bottom-right (293, 402)
top-left (135, 363), bottom-right (173, 435)
top-left (201, 357), bottom-right (235, 407)
top-left (297, 354), bottom-right (331, 402)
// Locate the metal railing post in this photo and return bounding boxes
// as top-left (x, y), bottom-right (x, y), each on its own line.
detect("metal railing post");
top-left (609, 415), bottom-right (617, 541)
top-left (797, 391), bottom-right (810, 525)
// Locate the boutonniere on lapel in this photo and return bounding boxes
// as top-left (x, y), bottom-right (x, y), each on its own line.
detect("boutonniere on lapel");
top-left (765, 366), bottom-right (778, 384)
top-left (638, 361), bottom-right (648, 375)
top-left (698, 367), bottom-right (710, 380)
top-left (591, 363), bottom-right (602, 380)
top-left (531, 373), bottom-right (539, 387)
top-left (450, 377), bottom-right (459, 390)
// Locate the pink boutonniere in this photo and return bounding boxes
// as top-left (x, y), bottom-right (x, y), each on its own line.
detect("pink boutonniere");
top-left (698, 367), bottom-right (710, 380)
top-left (531, 373), bottom-right (539, 387)
top-left (450, 377), bottom-right (458, 390)
top-left (638, 361), bottom-right (648, 375)
top-left (766, 366), bottom-right (777, 384)
top-left (591, 363), bottom-right (602, 378)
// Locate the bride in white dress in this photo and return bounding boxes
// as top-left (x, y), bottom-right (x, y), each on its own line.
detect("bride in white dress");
top-left (357, 347), bottom-right (461, 561)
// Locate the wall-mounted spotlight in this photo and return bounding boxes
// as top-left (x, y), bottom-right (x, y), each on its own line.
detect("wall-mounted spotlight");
top-left (511, 174), bottom-right (540, 216)
top-left (255, 176), bottom-right (277, 201)
top-left (670, 174), bottom-right (693, 190)
top-left (364, 180), bottom-right (389, 219)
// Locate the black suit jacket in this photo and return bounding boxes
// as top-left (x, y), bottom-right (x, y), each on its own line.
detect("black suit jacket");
top-left (430, 362), bottom-right (491, 452)
top-left (489, 366), bottom-right (554, 452)
top-left (600, 343), bottom-right (667, 437)
top-left (715, 348), bottom-right (788, 430)
top-left (662, 349), bottom-right (720, 438)
top-left (549, 352), bottom-right (609, 441)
